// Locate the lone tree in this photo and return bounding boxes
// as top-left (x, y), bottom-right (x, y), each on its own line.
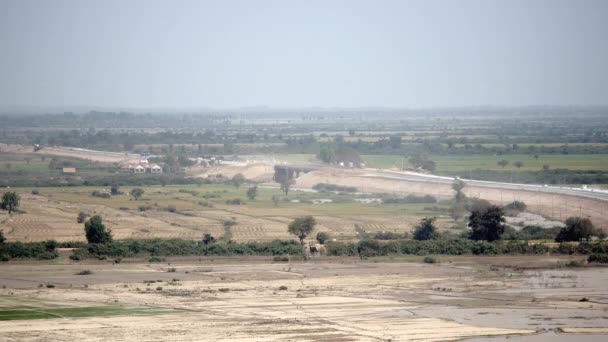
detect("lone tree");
top-left (1, 191), bottom-right (20, 214)
top-left (450, 180), bottom-right (467, 221)
top-left (130, 187), bottom-right (145, 200)
top-left (413, 217), bottom-right (439, 241)
top-left (468, 205), bottom-right (506, 242)
top-left (514, 161), bottom-right (524, 169)
top-left (452, 179), bottom-right (466, 203)
top-left (273, 166), bottom-right (295, 195)
top-left (246, 186), bottom-right (258, 200)
top-left (232, 173), bottom-right (245, 188)
top-left (288, 216), bottom-right (316, 245)
top-left (497, 160), bottom-right (509, 168)
top-left (555, 217), bottom-right (598, 242)
top-left (84, 215), bottom-right (112, 244)
top-left (280, 178), bottom-right (294, 196)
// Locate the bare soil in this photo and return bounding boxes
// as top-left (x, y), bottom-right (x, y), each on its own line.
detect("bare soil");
top-left (2, 256), bottom-right (606, 341)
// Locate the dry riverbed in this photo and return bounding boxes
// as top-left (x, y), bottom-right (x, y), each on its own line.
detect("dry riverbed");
top-left (1, 256), bottom-right (607, 341)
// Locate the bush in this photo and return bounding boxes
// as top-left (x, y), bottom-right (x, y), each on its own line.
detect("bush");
top-left (272, 255), bottom-right (289, 262)
top-left (91, 190), bottom-right (111, 199)
top-left (0, 241), bottom-right (59, 260)
top-left (556, 217), bottom-right (599, 242)
top-left (76, 269), bottom-right (93, 275)
top-left (413, 217), bottom-right (439, 241)
top-left (278, 285), bottom-right (288, 291)
top-left (225, 198), bottom-right (245, 205)
top-left (423, 256), bottom-right (437, 264)
top-left (77, 211), bottom-right (88, 223)
top-left (504, 200), bottom-right (527, 212)
top-left (316, 232), bottom-right (331, 244)
top-left (588, 253), bottom-right (608, 263)
top-left (31, 189), bottom-right (40, 195)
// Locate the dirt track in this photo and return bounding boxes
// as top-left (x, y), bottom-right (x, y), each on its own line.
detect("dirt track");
top-left (2, 256), bottom-right (606, 341)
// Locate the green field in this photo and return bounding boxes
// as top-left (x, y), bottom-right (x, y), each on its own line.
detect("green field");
top-left (361, 153), bottom-right (608, 173)
top-left (42, 183), bottom-right (442, 218)
top-left (431, 154), bottom-right (608, 173)
top-left (0, 296), bottom-right (173, 321)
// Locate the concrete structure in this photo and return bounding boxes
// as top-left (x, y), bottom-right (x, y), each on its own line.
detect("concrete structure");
top-left (62, 167), bottom-right (76, 175)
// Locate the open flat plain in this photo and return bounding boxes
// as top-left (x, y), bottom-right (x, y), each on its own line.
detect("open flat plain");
top-left (1, 256), bottom-right (607, 341)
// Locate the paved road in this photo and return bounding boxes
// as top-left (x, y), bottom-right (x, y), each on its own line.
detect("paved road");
top-left (363, 169), bottom-right (608, 202)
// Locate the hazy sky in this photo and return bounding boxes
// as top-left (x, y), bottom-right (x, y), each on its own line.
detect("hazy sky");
top-left (1, 0), bottom-right (607, 109)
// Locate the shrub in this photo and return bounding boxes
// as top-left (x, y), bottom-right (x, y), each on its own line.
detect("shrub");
top-left (76, 270), bottom-right (93, 275)
top-left (246, 186), bottom-right (258, 200)
top-left (504, 200), bottom-right (527, 212)
top-left (423, 256), bottom-right (437, 264)
top-left (138, 205), bottom-right (153, 212)
top-left (167, 267), bottom-right (176, 272)
top-left (91, 190), bottom-right (111, 199)
top-left (178, 189), bottom-right (199, 196)
top-left (588, 253), bottom-right (608, 263)
top-left (316, 232), bottom-right (331, 244)
top-left (278, 285), bottom-right (288, 291)
top-left (198, 201), bottom-right (213, 208)
top-left (556, 217), bottom-right (599, 242)
top-left (76, 211), bottom-right (89, 223)
top-left (31, 189), bottom-right (40, 195)
top-left (46, 284), bottom-right (55, 288)
top-left (413, 217), bottom-right (439, 241)
top-left (225, 198), bottom-right (245, 205)
top-left (272, 255), bottom-right (289, 262)
top-left (148, 256), bottom-right (165, 262)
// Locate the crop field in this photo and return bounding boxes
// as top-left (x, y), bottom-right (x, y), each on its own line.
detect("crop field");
top-left (0, 184), bottom-right (451, 243)
top-left (431, 154), bottom-right (608, 173)
top-left (360, 153), bottom-right (608, 173)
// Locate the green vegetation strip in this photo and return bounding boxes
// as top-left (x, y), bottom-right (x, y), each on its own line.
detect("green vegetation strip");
top-left (0, 306), bottom-right (173, 321)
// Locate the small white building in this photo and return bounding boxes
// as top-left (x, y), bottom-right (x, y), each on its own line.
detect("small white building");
top-left (133, 165), bottom-right (146, 173)
top-left (149, 164), bottom-right (162, 174)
